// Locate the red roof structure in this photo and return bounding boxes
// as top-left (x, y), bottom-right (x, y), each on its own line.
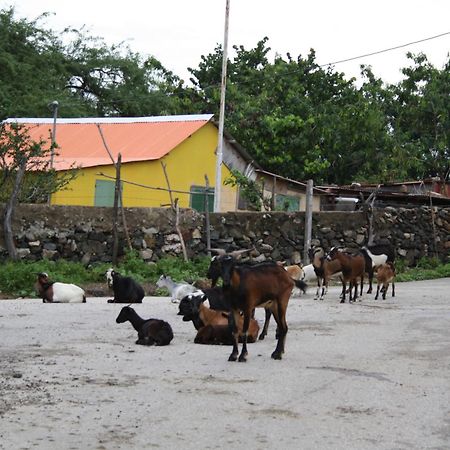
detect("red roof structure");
top-left (3, 115), bottom-right (214, 170)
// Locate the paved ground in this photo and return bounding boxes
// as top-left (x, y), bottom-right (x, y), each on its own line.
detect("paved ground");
top-left (0, 278), bottom-right (449, 450)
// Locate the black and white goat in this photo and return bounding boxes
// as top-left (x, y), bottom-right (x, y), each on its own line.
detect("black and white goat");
top-left (106, 268), bottom-right (145, 304)
top-left (35, 272), bottom-right (86, 303)
top-left (116, 306), bottom-right (173, 346)
top-left (360, 244), bottom-right (395, 293)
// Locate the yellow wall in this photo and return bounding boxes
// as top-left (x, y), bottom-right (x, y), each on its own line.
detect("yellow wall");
top-left (50, 122), bottom-right (237, 211)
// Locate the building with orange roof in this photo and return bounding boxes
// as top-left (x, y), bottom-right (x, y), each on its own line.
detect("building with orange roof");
top-left (3, 114), bottom-right (260, 212)
top-left (3, 114), bottom-right (326, 212)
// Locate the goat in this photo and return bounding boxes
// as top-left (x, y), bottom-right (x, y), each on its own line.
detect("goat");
top-left (327, 247), bottom-right (365, 303)
top-left (308, 247), bottom-right (342, 301)
top-left (278, 263), bottom-right (308, 295)
top-left (215, 255), bottom-right (294, 362)
top-left (156, 274), bottom-right (197, 303)
top-left (116, 306), bottom-right (173, 346)
top-left (360, 244), bottom-right (395, 293)
top-left (207, 249), bottom-right (274, 342)
top-left (179, 293), bottom-right (260, 345)
top-left (35, 273), bottom-right (86, 303)
top-left (374, 262), bottom-right (396, 300)
top-left (106, 268), bottom-right (144, 304)
top-left (299, 263), bottom-right (317, 283)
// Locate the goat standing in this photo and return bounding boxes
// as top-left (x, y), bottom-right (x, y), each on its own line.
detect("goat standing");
top-left (116, 306), bottom-right (173, 346)
top-left (375, 262), bottom-right (396, 300)
top-left (361, 244), bottom-right (395, 293)
top-left (308, 247), bottom-right (342, 301)
top-left (327, 247), bottom-right (365, 303)
top-left (216, 255), bottom-right (294, 362)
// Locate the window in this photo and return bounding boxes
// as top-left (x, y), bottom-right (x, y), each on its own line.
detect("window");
top-left (94, 180), bottom-right (121, 207)
top-left (275, 194), bottom-right (300, 212)
top-left (190, 186), bottom-right (214, 212)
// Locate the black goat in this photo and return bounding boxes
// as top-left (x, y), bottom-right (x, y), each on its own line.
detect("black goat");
top-left (360, 244), bottom-right (395, 293)
top-left (116, 306), bottom-right (173, 346)
top-left (106, 268), bottom-right (145, 304)
top-left (214, 254), bottom-right (294, 362)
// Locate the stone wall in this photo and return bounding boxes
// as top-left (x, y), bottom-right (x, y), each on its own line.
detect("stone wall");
top-left (0, 204), bottom-right (448, 265)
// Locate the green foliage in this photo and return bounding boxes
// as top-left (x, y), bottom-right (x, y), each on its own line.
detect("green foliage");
top-left (0, 254), bottom-right (212, 298)
top-left (395, 257), bottom-right (450, 282)
top-left (0, 122), bottom-right (79, 203)
top-left (224, 169), bottom-right (269, 210)
top-left (1, 7), bottom-right (449, 185)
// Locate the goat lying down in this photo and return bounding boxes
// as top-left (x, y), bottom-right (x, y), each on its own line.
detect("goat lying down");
top-left (156, 274), bottom-right (197, 303)
top-left (35, 272), bottom-right (86, 303)
top-left (116, 306), bottom-right (173, 346)
top-left (106, 268), bottom-right (145, 304)
top-left (178, 292), bottom-right (260, 345)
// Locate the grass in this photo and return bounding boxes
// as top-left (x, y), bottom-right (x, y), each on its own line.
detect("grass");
top-left (0, 251), bottom-right (211, 298)
top-left (0, 253), bottom-right (448, 298)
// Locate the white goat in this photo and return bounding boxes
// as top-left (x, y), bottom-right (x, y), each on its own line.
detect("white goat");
top-left (35, 273), bottom-right (86, 303)
top-left (156, 274), bottom-right (197, 303)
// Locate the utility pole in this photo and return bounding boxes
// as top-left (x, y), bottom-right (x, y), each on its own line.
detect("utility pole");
top-left (303, 179), bottom-right (313, 263)
top-left (48, 100), bottom-right (58, 205)
top-left (49, 100), bottom-right (58, 169)
top-left (213, 0), bottom-right (230, 212)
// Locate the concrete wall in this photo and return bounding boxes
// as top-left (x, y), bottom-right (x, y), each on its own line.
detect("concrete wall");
top-left (1, 205), bottom-right (448, 266)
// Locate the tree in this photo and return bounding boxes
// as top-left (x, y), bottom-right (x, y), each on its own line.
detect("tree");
top-left (0, 7), bottom-right (186, 120)
top-left (0, 122), bottom-right (77, 259)
top-left (389, 53), bottom-right (450, 186)
top-left (188, 39), bottom-right (396, 185)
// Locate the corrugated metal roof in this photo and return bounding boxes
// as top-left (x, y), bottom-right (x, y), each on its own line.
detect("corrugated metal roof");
top-left (3, 115), bottom-right (214, 170)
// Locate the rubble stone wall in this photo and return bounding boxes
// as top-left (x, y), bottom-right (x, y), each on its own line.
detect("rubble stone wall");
top-left (1, 204), bottom-right (448, 266)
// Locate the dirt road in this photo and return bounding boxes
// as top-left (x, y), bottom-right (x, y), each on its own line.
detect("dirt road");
top-left (1, 279), bottom-right (449, 449)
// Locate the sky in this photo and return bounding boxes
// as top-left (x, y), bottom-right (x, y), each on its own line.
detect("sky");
top-left (3, 0), bottom-right (450, 85)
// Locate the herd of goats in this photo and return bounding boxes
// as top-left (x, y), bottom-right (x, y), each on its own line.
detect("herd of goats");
top-left (34, 243), bottom-right (396, 362)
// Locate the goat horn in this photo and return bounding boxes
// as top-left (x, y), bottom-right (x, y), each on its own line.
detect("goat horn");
top-left (207, 248), bottom-right (227, 255)
top-left (230, 249), bottom-right (252, 259)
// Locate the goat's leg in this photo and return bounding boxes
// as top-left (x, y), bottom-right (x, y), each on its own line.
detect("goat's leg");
top-left (228, 309), bottom-right (240, 362)
top-left (314, 279), bottom-right (321, 300)
top-left (367, 268), bottom-right (374, 294)
top-left (238, 309), bottom-right (251, 362)
top-left (271, 297), bottom-right (289, 360)
top-left (259, 308), bottom-right (271, 340)
top-left (375, 284), bottom-right (380, 300)
top-left (392, 282), bottom-right (395, 298)
top-left (319, 277), bottom-right (326, 301)
top-left (340, 281), bottom-right (347, 303)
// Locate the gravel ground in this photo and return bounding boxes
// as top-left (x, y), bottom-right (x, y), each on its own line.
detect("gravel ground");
top-left (0, 278), bottom-right (449, 450)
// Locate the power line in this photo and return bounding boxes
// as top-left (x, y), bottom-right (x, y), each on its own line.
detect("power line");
top-left (320, 31), bottom-right (450, 68)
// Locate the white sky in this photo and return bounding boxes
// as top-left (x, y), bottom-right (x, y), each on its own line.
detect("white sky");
top-left (3, 0), bottom-right (450, 85)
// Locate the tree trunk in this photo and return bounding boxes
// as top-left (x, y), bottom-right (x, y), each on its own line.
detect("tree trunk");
top-left (3, 162), bottom-right (26, 260)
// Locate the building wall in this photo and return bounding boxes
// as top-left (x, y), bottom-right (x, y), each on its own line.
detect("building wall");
top-left (50, 122), bottom-right (237, 211)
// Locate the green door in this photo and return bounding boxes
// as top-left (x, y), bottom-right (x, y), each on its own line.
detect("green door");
top-left (94, 180), bottom-right (121, 207)
top-left (190, 186), bottom-right (214, 212)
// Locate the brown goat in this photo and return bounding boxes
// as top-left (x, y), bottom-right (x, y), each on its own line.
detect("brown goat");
top-left (327, 247), bottom-right (365, 303)
top-left (308, 247), bottom-right (342, 301)
top-left (375, 262), bottom-right (396, 300)
top-left (194, 298), bottom-right (259, 345)
top-left (215, 255), bottom-right (293, 362)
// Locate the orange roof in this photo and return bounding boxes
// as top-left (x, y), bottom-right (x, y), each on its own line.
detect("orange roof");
top-left (3, 115), bottom-right (214, 170)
